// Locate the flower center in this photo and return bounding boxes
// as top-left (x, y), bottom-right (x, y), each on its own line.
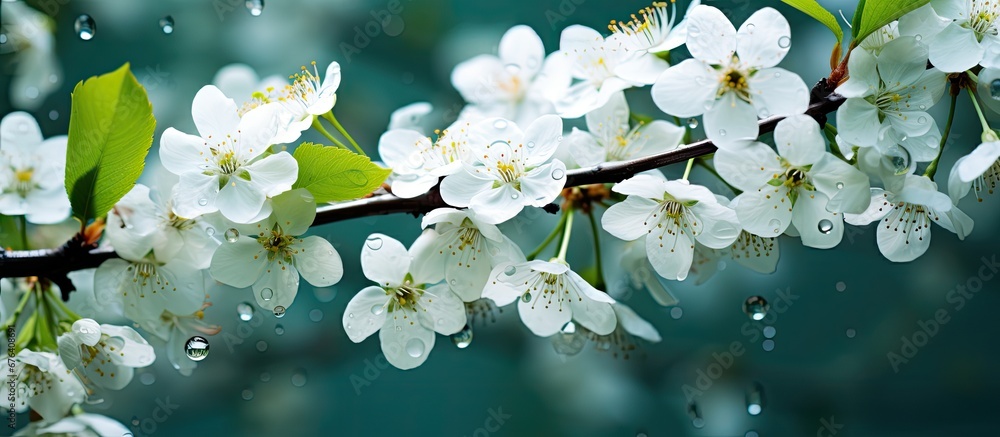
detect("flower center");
top-left (166, 210), bottom-right (197, 230)
top-left (972, 158), bottom-right (1000, 201)
top-left (608, 1), bottom-right (673, 51)
top-left (11, 168), bottom-right (34, 197)
top-left (257, 225), bottom-right (298, 262)
top-left (277, 61), bottom-right (323, 116)
top-left (719, 64), bottom-right (752, 102)
top-left (968, 1), bottom-right (1000, 37)
top-left (389, 279), bottom-right (425, 312)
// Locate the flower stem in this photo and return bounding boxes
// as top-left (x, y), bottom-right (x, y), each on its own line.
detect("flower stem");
top-left (681, 158), bottom-right (695, 181)
top-left (17, 215), bottom-right (28, 250)
top-left (924, 92), bottom-right (958, 180)
top-left (0, 288), bottom-right (32, 332)
top-left (526, 210), bottom-right (568, 261)
top-left (585, 211), bottom-right (605, 290)
top-left (323, 112), bottom-right (366, 156)
top-left (967, 88), bottom-right (992, 134)
top-left (311, 118), bottom-right (348, 149)
top-left (555, 209), bottom-right (575, 262)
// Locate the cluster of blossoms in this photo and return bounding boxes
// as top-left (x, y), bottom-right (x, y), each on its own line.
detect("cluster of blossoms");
top-left (3, 0), bottom-right (1000, 431)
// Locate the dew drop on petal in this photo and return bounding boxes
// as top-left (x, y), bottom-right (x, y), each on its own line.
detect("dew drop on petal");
top-left (777, 36), bottom-right (791, 48)
top-left (405, 338), bottom-right (425, 357)
top-left (746, 23), bottom-right (756, 32)
top-left (206, 227), bottom-right (216, 236)
top-left (74, 15), bottom-right (95, 41)
top-left (236, 302), bottom-right (254, 322)
top-left (914, 34), bottom-right (923, 42)
top-left (504, 265), bottom-right (516, 276)
top-left (742, 296), bottom-right (769, 321)
top-left (159, 16), bottom-right (174, 34)
top-left (451, 324), bottom-right (473, 349)
top-left (246, 0), bottom-right (264, 16)
top-left (768, 219), bottom-right (781, 234)
top-left (687, 118), bottom-right (698, 129)
top-left (526, 141), bottom-right (535, 148)
top-left (371, 304), bottom-right (384, 315)
top-left (273, 306), bottom-right (286, 318)
top-left (511, 192), bottom-right (519, 199)
top-left (184, 336), bottom-right (210, 361)
top-left (521, 292), bottom-right (531, 303)
top-left (291, 368), bottom-right (307, 387)
top-left (991, 79), bottom-right (1000, 100)
top-left (366, 236), bottom-right (383, 250)
top-left (493, 119), bottom-right (508, 130)
top-left (394, 325), bottom-right (402, 332)
top-left (694, 76), bottom-right (706, 85)
top-left (836, 181), bottom-right (844, 190)
top-left (504, 64), bottom-right (520, 75)
top-left (719, 129), bottom-right (727, 137)
top-left (260, 288), bottom-right (273, 301)
top-left (560, 321), bottom-right (576, 334)
top-left (818, 219), bottom-right (834, 234)
top-left (448, 278), bottom-right (457, 287)
top-left (198, 198), bottom-right (208, 206)
top-left (225, 228), bottom-right (240, 243)
top-left (881, 145), bottom-right (910, 175)
top-left (551, 168), bottom-right (565, 180)
top-left (688, 25), bottom-right (700, 37)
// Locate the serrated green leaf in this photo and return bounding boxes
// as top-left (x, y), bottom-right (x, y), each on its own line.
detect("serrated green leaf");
top-left (781, 0), bottom-right (843, 44)
top-left (852, 0), bottom-right (929, 43)
top-left (64, 63), bottom-right (155, 224)
top-left (291, 143), bottom-right (390, 202)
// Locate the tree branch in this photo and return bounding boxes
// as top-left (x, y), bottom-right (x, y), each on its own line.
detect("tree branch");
top-left (0, 80), bottom-right (845, 280)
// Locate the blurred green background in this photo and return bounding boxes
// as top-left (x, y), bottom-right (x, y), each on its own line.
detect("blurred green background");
top-left (2, 0), bottom-right (999, 436)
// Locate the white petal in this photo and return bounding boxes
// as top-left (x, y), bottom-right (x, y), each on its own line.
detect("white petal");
top-left (736, 7), bottom-right (791, 69)
top-left (957, 141), bottom-right (1000, 182)
top-left (519, 161), bottom-right (567, 207)
top-left (244, 152), bottom-right (298, 197)
top-left (928, 22), bottom-right (983, 73)
top-left (468, 184), bottom-right (525, 224)
top-left (645, 227), bottom-right (695, 281)
top-left (250, 260), bottom-right (300, 310)
top-left (521, 114), bottom-right (563, 166)
top-left (836, 48), bottom-right (878, 98)
top-left (712, 142), bottom-right (781, 192)
top-left (613, 304), bottom-right (661, 342)
top-left (170, 174), bottom-right (219, 219)
top-left (686, 5), bottom-right (737, 64)
top-left (380, 310), bottom-right (436, 370)
top-left (748, 68), bottom-right (809, 118)
top-left (735, 186), bottom-right (794, 237)
top-left (602, 196), bottom-right (658, 241)
top-left (451, 55), bottom-right (506, 105)
top-left (216, 179), bottom-right (266, 224)
top-left (704, 95), bottom-right (758, 149)
top-left (439, 169), bottom-right (494, 207)
top-left (691, 201), bottom-right (741, 248)
top-left (518, 287), bottom-right (573, 337)
top-left (811, 155), bottom-right (872, 213)
top-left (773, 114), bottom-right (826, 166)
top-left (158, 128), bottom-right (207, 175)
top-left (876, 211), bottom-right (931, 262)
top-left (343, 286), bottom-right (389, 343)
top-left (613, 54), bottom-right (670, 85)
top-left (294, 236), bottom-right (343, 286)
top-left (0, 111), bottom-right (43, 148)
top-left (191, 85), bottom-right (240, 140)
top-left (209, 238), bottom-right (268, 288)
top-left (836, 98), bottom-right (882, 147)
top-left (212, 64), bottom-right (259, 100)
top-left (730, 233), bottom-right (780, 273)
top-left (565, 128), bottom-right (605, 168)
top-left (391, 175), bottom-right (439, 199)
top-left (500, 25), bottom-right (545, 77)
top-left (569, 295), bottom-right (617, 335)
top-left (361, 233), bottom-right (410, 287)
top-left (844, 188), bottom-right (893, 225)
top-left (482, 263), bottom-right (524, 306)
top-left (417, 284), bottom-right (467, 335)
top-left (407, 228), bottom-right (445, 285)
top-left (378, 129), bottom-right (431, 170)
top-left (268, 188), bottom-right (316, 236)
top-left (791, 191), bottom-right (843, 249)
top-left (651, 59), bottom-right (718, 117)
top-left (611, 173), bottom-right (670, 198)
top-left (878, 36), bottom-right (930, 86)
top-left (948, 156), bottom-right (973, 203)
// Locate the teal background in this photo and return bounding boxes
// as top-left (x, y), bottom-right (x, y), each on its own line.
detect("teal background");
top-left (2, 0), bottom-right (1000, 436)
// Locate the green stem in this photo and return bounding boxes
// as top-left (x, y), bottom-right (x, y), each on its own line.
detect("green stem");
top-left (323, 112), bottom-right (366, 156)
top-left (0, 288), bottom-right (32, 331)
top-left (585, 211), bottom-right (605, 290)
top-left (18, 215), bottom-right (28, 250)
top-left (967, 88), bottom-right (992, 134)
top-left (924, 92), bottom-right (958, 180)
top-left (526, 210), bottom-right (569, 261)
top-left (46, 287), bottom-right (81, 322)
top-left (555, 210), bottom-right (575, 262)
top-left (681, 158), bottom-right (695, 180)
top-left (822, 123), bottom-right (851, 163)
top-left (311, 118), bottom-right (348, 149)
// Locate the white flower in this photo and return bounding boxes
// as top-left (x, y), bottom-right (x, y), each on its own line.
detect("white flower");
top-left (0, 111), bottom-right (70, 224)
top-left (439, 115), bottom-right (567, 224)
top-left (413, 208), bottom-right (525, 302)
top-left (139, 306), bottom-right (220, 377)
top-left (57, 319), bottom-right (155, 390)
top-left (13, 413), bottom-right (130, 437)
top-left (272, 61), bottom-right (342, 134)
top-left (4, 350), bottom-right (85, 422)
top-left (210, 189), bottom-right (343, 311)
top-left (898, 2), bottom-right (1000, 72)
top-left (94, 253), bottom-right (206, 326)
top-left (602, 174), bottom-right (741, 280)
top-left (159, 85), bottom-right (296, 223)
top-left (451, 25), bottom-right (570, 127)
top-left (714, 115), bottom-right (872, 248)
top-left (608, 0), bottom-right (701, 53)
top-left (846, 174), bottom-right (973, 262)
top-left (378, 121), bottom-right (470, 199)
top-left (551, 302), bottom-right (660, 358)
top-left (721, 195), bottom-right (780, 274)
top-left (563, 92), bottom-right (684, 167)
top-left (0, 2), bottom-right (61, 110)
top-left (835, 37), bottom-right (946, 154)
top-left (949, 140), bottom-right (1000, 202)
top-left (554, 25), bottom-right (669, 118)
top-left (342, 233), bottom-right (466, 370)
top-left (388, 102), bottom-right (433, 132)
top-left (618, 239), bottom-right (678, 306)
top-left (212, 63), bottom-right (302, 144)
top-left (651, 6), bottom-right (808, 148)
top-left (482, 260), bottom-right (616, 337)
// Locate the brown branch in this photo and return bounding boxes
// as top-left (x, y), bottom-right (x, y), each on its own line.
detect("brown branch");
top-left (0, 80), bottom-right (845, 281)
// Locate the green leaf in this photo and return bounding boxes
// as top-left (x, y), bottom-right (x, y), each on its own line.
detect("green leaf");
top-left (781, 0), bottom-right (843, 44)
top-left (291, 143), bottom-right (391, 202)
top-left (64, 63), bottom-right (155, 224)
top-left (851, 0), bottom-right (867, 37)
top-left (0, 215), bottom-right (26, 250)
top-left (852, 0), bottom-right (930, 43)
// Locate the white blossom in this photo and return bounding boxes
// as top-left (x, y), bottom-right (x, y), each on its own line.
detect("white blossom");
top-left (0, 111), bottom-right (70, 224)
top-left (57, 319), bottom-right (155, 390)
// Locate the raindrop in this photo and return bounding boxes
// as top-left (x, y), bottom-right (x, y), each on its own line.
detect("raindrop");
top-left (846, 328), bottom-right (856, 338)
top-left (560, 321), bottom-right (576, 335)
top-left (0, 34), bottom-right (6, 45)
top-left (48, 110), bottom-right (58, 121)
top-left (881, 145), bottom-right (910, 175)
top-left (371, 304), bottom-right (384, 315)
top-left (313, 286), bottom-right (337, 302)
top-left (746, 382), bottom-right (765, 415)
top-left (917, 116), bottom-right (927, 124)
top-left (763, 326), bottom-right (776, 339)
top-left (836, 181), bottom-right (844, 190)
top-left (758, 108), bottom-right (770, 118)
top-left (687, 118), bottom-right (699, 129)
top-left (139, 372), bottom-right (156, 385)
top-left (159, 16), bottom-right (174, 34)
top-left (241, 388), bottom-right (254, 401)
top-left (246, 0), bottom-right (264, 16)
top-left (448, 278), bottom-right (458, 287)
top-left (236, 302), bottom-right (254, 322)
top-left (914, 34), bottom-right (923, 42)
top-left (493, 119), bottom-right (508, 130)
top-left (746, 23), bottom-right (756, 32)
top-left (274, 324), bottom-right (284, 335)
top-left (309, 309), bottom-right (324, 322)
top-left (206, 227), bottom-right (216, 236)
top-left (521, 292), bottom-right (532, 303)
top-left (524, 141), bottom-right (536, 149)
top-left (694, 76), bottom-right (706, 85)
top-left (504, 265), bottom-right (517, 276)
top-left (687, 401), bottom-right (704, 428)
top-left (991, 79), bottom-right (1000, 100)
top-left (670, 307), bottom-right (683, 319)
top-left (394, 326), bottom-right (402, 332)
top-left (451, 324), bottom-right (473, 348)
top-left (184, 336), bottom-right (210, 361)
top-left (719, 129), bottom-right (727, 137)
top-left (224, 228), bottom-right (240, 243)
top-left (778, 35), bottom-right (791, 48)
top-left (818, 219), bottom-right (834, 234)
top-left (198, 198), bottom-right (208, 206)
top-left (405, 338), bottom-right (425, 357)
top-left (762, 339), bottom-right (775, 351)
top-left (366, 236), bottom-right (383, 250)
top-left (768, 218), bottom-right (781, 234)
top-left (511, 192), bottom-right (520, 199)
top-left (774, 71), bottom-right (781, 78)
top-left (743, 296), bottom-right (769, 320)
top-left (291, 368), bottom-right (307, 386)
top-left (260, 288), bottom-right (273, 301)
top-left (75, 15), bottom-right (95, 41)
top-left (256, 341), bottom-right (268, 352)
top-left (836, 281), bottom-right (846, 292)
top-left (551, 168), bottom-right (565, 180)
top-left (273, 306), bottom-right (286, 318)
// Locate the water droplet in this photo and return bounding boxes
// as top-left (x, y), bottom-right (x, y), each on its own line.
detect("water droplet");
top-left (560, 321), bottom-right (576, 334)
top-left (762, 339), bottom-right (775, 351)
top-left (670, 307), bottom-right (683, 319)
top-left (493, 119), bottom-right (508, 130)
top-left (288, 368), bottom-right (308, 386)
top-left (551, 168), bottom-right (565, 180)
top-left (835, 281), bottom-right (846, 292)
top-left (774, 71), bottom-right (781, 78)
top-left (184, 336), bottom-right (210, 361)
top-left (75, 15), bottom-right (95, 41)
top-left (236, 302), bottom-right (254, 322)
top-left (366, 236), bottom-right (383, 250)
top-left (694, 76), bottom-right (706, 85)
top-left (504, 64), bottom-right (520, 75)
top-left (139, 372), bottom-right (156, 385)
top-left (763, 326), bottom-right (776, 339)
top-left (48, 110), bottom-right (58, 121)
top-left (206, 227), bottom-right (216, 236)
top-left (405, 338), bottom-right (425, 357)
top-left (370, 304), bottom-right (384, 316)
top-left (521, 292), bottom-right (532, 303)
top-left (159, 16), bottom-right (174, 34)
top-left (313, 286), bottom-right (337, 302)
top-left (246, 0), bottom-right (264, 16)
top-left (846, 328), bottom-right (856, 338)
top-left (746, 382), bottom-right (765, 415)
top-left (881, 144), bottom-right (910, 175)
top-left (504, 265), bottom-right (516, 276)
top-left (273, 306), bottom-right (286, 318)
top-left (256, 340), bottom-right (268, 352)
top-left (198, 198), bottom-right (208, 206)
top-left (260, 372), bottom-right (271, 382)
top-left (817, 219), bottom-right (834, 234)
top-left (687, 118), bottom-right (699, 129)
top-left (746, 23), bottom-right (756, 32)
top-left (224, 228), bottom-right (240, 243)
top-left (274, 324), bottom-right (284, 335)
top-left (768, 218), bottom-right (781, 234)
top-left (451, 325), bottom-right (473, 348)
top-left (309, 309), bottom-right (324, 322)
top-left (526, 141), bottom-right (535, 148)
top-left (742, 296), bottom-right (769, 321)
top-left (918, 104), bottom-right (927, 110)
top-left (241, 387), bottom-right (254, 400)
top-left (991, 79), bottom-right (1000, 100)
top-left (394, 325), bottom-right (402, 332)
top-left (687, 402), bottom-right (704, 428)
top-left (917, 116), bottom-right (927, 124)
top-left (719, 129), bottom-right (727, 137)
top-left (836, 181), bottom-right (844, 190)
top-left (260, 288), bottom-right (273, 301)
top-left (131, 417), bottom-right (140, 426)
top-left (915, 34), bottom-right (923, 42)
top-left (777, 35), bottom-right (791, 48)
top-left (511, 192), bottom-right (520, 199)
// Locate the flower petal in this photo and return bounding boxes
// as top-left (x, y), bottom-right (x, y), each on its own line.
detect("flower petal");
top-left (468, 184), bottom-right (525, 224)
top-left (500, 25), bottom-right (545, 77)
top-left (518, 286), bottom-right (573, 337)
top-left (736, 7), bottom-right (791, 69)
top-left (713, 142), bottom-right (781, 192)
top-left (521, 114), bottom-right (563, 166)
top-left (244, 151), bottom-right (298, 198)
top-left (791, 191), bottom-right (843, 249)
top-left (380, 310), bottom-right (436, 370)
top-left (602, 196), bottom-right (658, 241)
top-left (440, 169), bottom-right (495, 207)
top-left (216, 179), bottom-right (266, 224)
top-left (704, 94), bottom-right (758, 148)
top-left (417, 284), bottom-right (467, 335)
top-left (343, 286), bottom-right (389, 343)
top-left (191, 85), bottom-right (240, 140)
top-left (928, 22), bottom-right (983, 73)
top-left (686, 5), bottom-right (737, 65)
top-left (734, 186), bottom-right (794, 237)
top-left (294, 236), bottom-right (343, 287)
top-left (748, 68), bottom-right (809, 118)
top-left (520, 161), bottom-right (567, 207)
top-left (361, 233), bottom-right (410, 287)
top-left (773, 114), bottom-right (826, 166)
top-left (836, 98), bottom-right (882, 147)
top-left (250, 260), bottom-right (300, 311)
top-left (651, 59), bottom-right (718, 117)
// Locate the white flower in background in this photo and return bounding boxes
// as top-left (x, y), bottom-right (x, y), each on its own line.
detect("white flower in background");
top-left (608, 0), bottom-right (701, 53)
top-left (57, 319), bottom-right (155, 390)
top-left (212, 63), bottom-right (302, 144)
top-left (846, 174), bottom-right (973, 262)
top-left (388, 102), bottom-right (433, 132)
top-left (859, 22), bottom-right (900, 54)
top-left (440, 115), bottom-right (567, 224)
top-left (5, 350), bottom-right (85, 422)
top-left (948, 140), bottom-right (1000, 202)
top-left (835, 37), bottom-right (946, 155)
top-left (65, 269), bottom-right (127, 324)
top-left (563, 92), bottom-right (684, 168)
top-left (273, 61), bottom-right (342, 134)
top-left (160, 85), bottom-right (296, 223)
top-left (482, 260), bottom-right (616, 337)
top-left (721, 195), bottom-right (780, 274)
top-left (602, 174), bottom-right (741, 280)
top-left (342, 233), bottom-right (466, 370)
top-left (618, 239), bottom-right (678, 306)
top-left (378, 121), bottom-right (470, 198)
top-left (139, 306), bottom-right (221, 377)
top-left (898, 2), bottom-right (1000, 73)
top-left (13, 413), bottom-right (130, 437)
top-left (211, 189), bottom-right (343, 312)
top-left (714, 115), bottom-right (872, 248)
top-left (554, 25), bottom-right (669, 118)
top-left (94, 247), bottom-right (206, 326)
top-left (651, 6), bottom-right (808, 148)
top-left (452, 25), bottom-right (571, 127)
top-left (551, 302), bottom-right (660, 358)
top-left (0, 1), bottom-right (62, 110)
top-left (106, 184), bottom-right (218, 269)
top-left (0, 112), bottom-right (70, 224)
top-left (414, 208), bottom-right (526, 302)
